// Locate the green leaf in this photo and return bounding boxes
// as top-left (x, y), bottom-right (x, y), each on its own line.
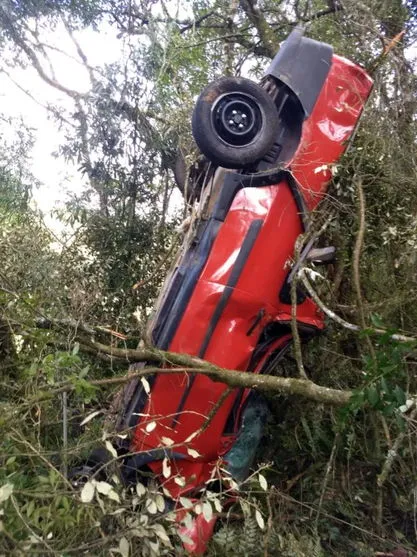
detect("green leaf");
top-left (26, 499), bottom-right (35, 518)
top-left (380, 377), bottom-right (390, 394)
top-left (381, 363), bottom-right (398, 375)
top-left (0, 483), bottom-right (14, 504)
top-left (370, 313), bottom-right (384, 327)
top-left (366, 385), bottom-right (379, 407)
top-left (394, 385), bottom-right (406, 405)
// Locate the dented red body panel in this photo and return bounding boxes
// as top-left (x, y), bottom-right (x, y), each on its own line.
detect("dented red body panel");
top-left (130, 54), bottom-right (373, 506)
top-left (292, 55), bottom-right (373, 209)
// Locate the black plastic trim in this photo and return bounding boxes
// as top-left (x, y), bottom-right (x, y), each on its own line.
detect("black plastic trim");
top-left (153, 218), bottom-right (222, 349)
top-left (265, 27), bottom-right (332, 117)
top-left (279, 276), bottom-right (307, 305)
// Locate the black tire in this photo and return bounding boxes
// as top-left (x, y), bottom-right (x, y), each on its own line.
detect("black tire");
top-left (192, 77), bottom-right (279, 169)
top-left (68, 447), bottom-right (112, 486)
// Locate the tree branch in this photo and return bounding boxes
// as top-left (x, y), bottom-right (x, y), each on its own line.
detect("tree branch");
top-left (0, 69), bottom-right (75, 127)
top-left (35, 317), bottom-right (129, 341)
top-left (46, 363), bottom-right (353, 406)
top-left (63, 19), bottom-right (96, 86)
top-left (240, 0), bottom-right (278, 58)
top-left (298, 269), bottom-right (417, 344)
top-left (0, 7), bottom-right (86, 99)
top-left (33, 315), bottom-right (352, 405)
top-left (179, 11), bottom-right (217, 34)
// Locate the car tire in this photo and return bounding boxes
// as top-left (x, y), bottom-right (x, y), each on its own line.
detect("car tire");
top-left (192, 77), bottom-right (279, 169)
top-left (68, 447), bottom-right (112, 486)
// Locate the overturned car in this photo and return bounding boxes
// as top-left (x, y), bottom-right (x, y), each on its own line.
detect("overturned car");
top-left (77, 28), bottom-right (373, 554)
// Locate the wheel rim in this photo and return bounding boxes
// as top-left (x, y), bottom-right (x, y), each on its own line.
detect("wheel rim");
top-left (211, 92), bottom-right (263, 146)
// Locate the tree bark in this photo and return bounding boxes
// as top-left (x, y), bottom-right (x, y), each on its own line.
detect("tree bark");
top-left (40, 329), bottom-right (353, 406)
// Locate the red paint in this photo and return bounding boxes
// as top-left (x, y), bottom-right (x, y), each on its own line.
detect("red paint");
top-left (292, 55), bottom-right (373, 209)
top-left (178, 514), bottom-right (218, 555)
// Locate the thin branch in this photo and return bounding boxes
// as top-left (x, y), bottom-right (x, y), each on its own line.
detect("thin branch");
top-left (353, 178), bottom-right (376, 361)
top-left (0, 69), bottom-right (75, 127)
top-left (132, 233), bottom-right (181, 291)
top-left (63, 19), bottom-right (96, 86)
top-left (11, 496), bottom-right (54, 553)
top-left (10, 429), bottom-right (74, 490)
top-left (179, 10), bottom-right (217, 34)
top-left (291, 234), bottom-right (308, 379)
top-left (302, 4), bottom-right (343, 24)
top-left (353, 178), bottom-right (367, 330)
top-left (36, 317), bottom-right (108, 338)
top-left (377, 405), bottom-right (417, 488)
top-left (197, 387), bottom-right (233, 435)
top-left (298, 269), bottom-right (417, 344)
top-left (314, 432), bottom-right (340, 528)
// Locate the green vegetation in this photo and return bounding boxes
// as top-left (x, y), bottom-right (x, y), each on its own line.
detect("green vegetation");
top-left (0, 1), bottom-right (416, 555)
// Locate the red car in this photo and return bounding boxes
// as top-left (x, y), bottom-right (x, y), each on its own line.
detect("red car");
top-left (78, 28), bottom-right (373, 554)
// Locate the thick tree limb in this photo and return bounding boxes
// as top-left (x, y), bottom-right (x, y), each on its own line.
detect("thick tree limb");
top-left (32, 316), bottom-right (352, 405)
top-left (45, 362), bottom-right (353, 406)
top-left (34, 301), bottom-right (416, 410)
top-left (240, 0), bottom-right (278, 58)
